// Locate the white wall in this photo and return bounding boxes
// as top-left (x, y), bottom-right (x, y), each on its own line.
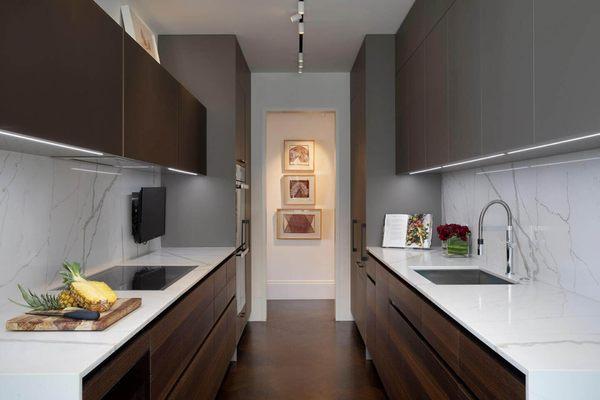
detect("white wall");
top-left (443, 148), bottom-right (600, 301)
top-left (251, 73), bottom-right (351, 321)
top-left (266, 112), bottom-right (336, 299)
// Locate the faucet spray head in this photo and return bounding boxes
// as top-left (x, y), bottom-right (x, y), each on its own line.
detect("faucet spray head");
top-left (477, 238), bottom-right (484, 256)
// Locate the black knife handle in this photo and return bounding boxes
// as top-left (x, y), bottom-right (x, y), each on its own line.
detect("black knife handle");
top-left (64, 310), bottom-right (100, 320)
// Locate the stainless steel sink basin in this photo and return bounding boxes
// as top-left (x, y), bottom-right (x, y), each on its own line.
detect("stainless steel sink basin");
top-left (415, 269), bottom-right (515, 285)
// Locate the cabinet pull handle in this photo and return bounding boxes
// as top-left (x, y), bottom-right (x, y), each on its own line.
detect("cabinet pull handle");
top-left (352, 219), bottom-right (358, 252)
top-left (360, 223), bottom-right (368, 261)
top-left (367, 274), bottom-right (376, 285)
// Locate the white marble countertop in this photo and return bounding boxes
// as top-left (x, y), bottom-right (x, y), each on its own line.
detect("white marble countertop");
top-left (0, 247), bottom-right (235, 400)
top-left (368, 246), bottom-right (600, 400)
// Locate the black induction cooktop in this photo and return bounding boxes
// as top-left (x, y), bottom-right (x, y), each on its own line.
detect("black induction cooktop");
top-left (86, 265), bottom-right (197, 290)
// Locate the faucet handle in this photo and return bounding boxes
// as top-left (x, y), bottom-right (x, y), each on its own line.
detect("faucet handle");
top-left (476, 238), bottom-right (484, 256)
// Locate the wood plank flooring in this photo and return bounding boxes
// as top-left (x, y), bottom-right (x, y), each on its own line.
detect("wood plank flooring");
top-left (217, 300), bottom-right (387, 400)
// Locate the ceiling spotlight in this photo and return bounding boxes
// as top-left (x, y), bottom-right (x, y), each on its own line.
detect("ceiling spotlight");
top-left (298, 1), bottom-right (305, 15)
top-left (298, 22), bottom-right (304, 34)
top-left (299, 53), bottom-right (304, 63)
top-left (290, 13), bottom-right (302, 23)
top-left (299, 64), bottom-right (303, 69)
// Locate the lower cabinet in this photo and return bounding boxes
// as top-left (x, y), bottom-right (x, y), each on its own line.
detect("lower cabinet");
top-left (83, 255), bottom-right (238, 400)
top-left (356, 256), bottom-right (527, 400)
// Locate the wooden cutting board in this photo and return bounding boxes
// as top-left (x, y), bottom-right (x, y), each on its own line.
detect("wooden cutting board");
top-left (5, 298), bottom-right (141, 331)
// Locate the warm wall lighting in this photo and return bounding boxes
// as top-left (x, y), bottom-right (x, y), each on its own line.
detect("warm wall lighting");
top-left (168, 167), bottom-right (198, 176)
top-left (0, 129), bottom-right (103, 156)
top-left (507, 132), bottom-right (600, 155)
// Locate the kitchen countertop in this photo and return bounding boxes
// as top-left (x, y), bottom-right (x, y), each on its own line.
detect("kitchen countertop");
top-left (368, 246), bottom-right (600, 400)
top-left (0, 247), bottom-right (236, 400)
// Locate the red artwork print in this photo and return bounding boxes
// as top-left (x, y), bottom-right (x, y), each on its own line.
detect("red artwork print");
top-left (290, 180), bottom-right (310, 198)
top-left (284, 214), bottom-right (315, 233)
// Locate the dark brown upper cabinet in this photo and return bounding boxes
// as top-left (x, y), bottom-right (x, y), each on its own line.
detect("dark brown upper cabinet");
top-left (0, 0), bottom-right (122, 155)
top-left (124, 34), bottom-right (179, 168)
top-left (235, 41), bottom-right (251, 165)
top-left (447, 0), bottom-right (481, 162)
top-left (406, 46), bottom-right (427, 171)
top-left (179, 86), bottom-right (207, 174)
top-left (481, 0), bottom-right (534, 154)
top-left (424, 17), bottom-right (449, 166)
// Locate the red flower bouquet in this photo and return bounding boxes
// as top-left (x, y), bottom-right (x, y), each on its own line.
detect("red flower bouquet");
top-left (436, 224), bottom-right (471, 256)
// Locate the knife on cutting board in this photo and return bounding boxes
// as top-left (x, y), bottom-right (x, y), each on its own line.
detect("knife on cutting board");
top-left (26, 308), bottom-right (100, 320)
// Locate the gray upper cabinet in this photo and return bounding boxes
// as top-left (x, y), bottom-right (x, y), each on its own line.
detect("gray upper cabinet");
top-left (481, 0), bottom-right (534, 154)
top-left (424, 17), bottom-right (449, 166)
top-left (395, 68), bottom-right (410, 174)
top-left (448, 0), bottom-right (481, 162)
top-left (534, 0), bottom-right (600, 143)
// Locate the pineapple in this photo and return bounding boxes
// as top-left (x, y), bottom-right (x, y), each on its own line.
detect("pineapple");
top-left (58, 290), bottom-right (79, 308)
top-left (11, 284), bottom-right (63, 311)
top-left (61, 261), bottom-right (117, 312)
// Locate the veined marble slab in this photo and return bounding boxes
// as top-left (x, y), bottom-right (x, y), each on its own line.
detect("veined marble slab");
top-left (0, 247), bottom-right (235, 400)
top-left (442, 148), bottom-right (600, 302)
top-left (368, 246), bottom-right (600, 400)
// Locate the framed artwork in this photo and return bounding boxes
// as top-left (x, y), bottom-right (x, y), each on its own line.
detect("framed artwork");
top-left (283, 175), bottom-right (315, 205)
top-left (284, 140), bottom-right (315, 172)
top-left (121, 6), bottom-right (161, 62)
top-left (277, 209), bottom-right (322, 240)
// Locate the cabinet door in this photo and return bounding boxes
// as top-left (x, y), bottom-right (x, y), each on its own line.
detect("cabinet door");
top-left (179, 86), bottom-right (207, 174)
top-left (406, 46), bottom-right (427, 171)
top-left (395, 68), bottom-right (410, 174)
top-left (374, 264), bottom-right (390, 390)
top-left (365, 271), bottom-right (376, 356)
top-left (448, 0), bottom-right (481, 161)
top-left (0, 0), bottom-right (122, 155)
top-left (235, 79), bottom-right (247, 164)
top-left (481, 0), bottom-right (534, 153)
top-left (535, 0), bottom-right (600, 143)
top-left (124, 34), bottom-right (179, 167)
top-left (424, 16), bottom-right (450, 166)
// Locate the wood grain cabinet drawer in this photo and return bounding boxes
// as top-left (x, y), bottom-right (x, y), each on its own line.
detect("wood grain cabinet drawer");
top-left (365, 257), bottom-right (377, 282)
top-left (388, 301), bottom-right (474, 400)
top-left (226, 256), bottom-right (236, 283)
top-left (214, 261), bottom-right (228, 294)
top-left (458, 332), bottom-right (525, 400)
top-left (421, 299), bottom-right (460, 372)
top-left (226, 276), bottom-right (236, 303)
top-left (388, 273), bottom-right (422, 330)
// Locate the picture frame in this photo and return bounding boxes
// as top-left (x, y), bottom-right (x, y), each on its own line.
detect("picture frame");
top-left (284, 140), bottom-right (315, 172)
top-left (283, 175), bottom-right (316, 205)
top-left (276, 209), bottom-right (322, 240)
top-left (121, 5), bottom-right (161, 63)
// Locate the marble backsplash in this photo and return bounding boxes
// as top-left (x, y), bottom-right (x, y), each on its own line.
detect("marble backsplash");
top-left (442, 148), bottom-right (600, 301)
top-left (0, 150), bottom-right (161, 309)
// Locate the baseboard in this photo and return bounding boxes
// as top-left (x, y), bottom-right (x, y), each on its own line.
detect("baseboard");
top-left (267, 280), bottom-right (335, 299)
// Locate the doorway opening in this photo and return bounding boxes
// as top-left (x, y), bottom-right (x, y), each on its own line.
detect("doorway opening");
top-left (265, 111), bottom-right (336, 300)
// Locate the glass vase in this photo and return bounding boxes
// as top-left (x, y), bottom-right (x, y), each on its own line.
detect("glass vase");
top-left (443, 235), bottom-right (471, 257)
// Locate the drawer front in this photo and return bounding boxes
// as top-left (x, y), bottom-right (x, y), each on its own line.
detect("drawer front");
top-left (214, 262), bottom-right (228, 294)
top-left (150, 275), bottom-right (214, 351)
top-left (226, 275), bottom-right (236, 303)
top-left (167, 331), bottom-right (215, 400)
top-left (388, 301), bottom-right (474, 400)
top-left (214, 285), bottom-right (228, 319)
top-left (459, 332), bottom-right (525, 400)
top-left (151, 303), bottom-right (214, 400)
top-left (421, 299), bottom-right (460, 372)
top-left (366, 275), bottom-right (376, 354)
top-left (365, 257), bottom-right (377, 282)
top-left (388, 273), bottom-right (422, 330)
top-left (226, 256), bottom-right (236, 283)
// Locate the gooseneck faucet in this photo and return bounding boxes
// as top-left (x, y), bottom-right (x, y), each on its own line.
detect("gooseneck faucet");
top-left (477, 200), bottom-right (514, 276)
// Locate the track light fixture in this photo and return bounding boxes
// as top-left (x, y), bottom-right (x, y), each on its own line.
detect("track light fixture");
top-left (298, 22), bottom-right (304, 35)
top-left (291, 1), bottom-right (305, 73)
top-left (298, 1), bottom-right (304, 15)
top-left (290, 13), bottom-right (302, 23)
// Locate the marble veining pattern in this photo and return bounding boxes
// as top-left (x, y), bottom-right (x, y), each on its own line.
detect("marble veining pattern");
top-left (442, 148), bottom-right (600, 301)
top-left (0, 149), bottom-right (161, 308)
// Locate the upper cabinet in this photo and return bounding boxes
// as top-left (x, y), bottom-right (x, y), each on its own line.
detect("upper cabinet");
top-left (447, 0), bottom-right (481, 162)
top-left (124, 34), bottom-right (179, 168)
top-left (534, 0), bottom-right (600, 143)
top-left (179, 86), bottom-right (207, 174)
top-left (235, 42), bottom-right (251, 165)
top-left (405, 46), bottom-right (427, 172)
top-left (481, 0), bottom-right (534, 154)
top-left (0, 0), bottom-right (122, 155)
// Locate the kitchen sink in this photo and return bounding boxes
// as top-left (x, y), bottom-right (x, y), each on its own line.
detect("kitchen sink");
top-left (414, 269), bottom-right (515, 285)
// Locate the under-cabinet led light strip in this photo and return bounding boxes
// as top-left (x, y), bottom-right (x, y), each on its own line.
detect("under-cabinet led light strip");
top-left (0, 129), bottom-right (104, 156)
top-left (408, 166), bottom-right (442, 175)
top-left (507, 132), bottom-right (600, 154)
top-left (71, 167), bottom-right (121, 176)
top-left (168, 167), bottom-right (198, 176)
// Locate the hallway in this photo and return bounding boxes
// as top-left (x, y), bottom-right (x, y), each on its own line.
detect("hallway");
top-left (217, 300), bottom-right (387, 400)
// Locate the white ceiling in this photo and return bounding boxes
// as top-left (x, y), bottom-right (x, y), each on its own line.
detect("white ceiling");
top-left (127, 0), bottom-right (415, 72)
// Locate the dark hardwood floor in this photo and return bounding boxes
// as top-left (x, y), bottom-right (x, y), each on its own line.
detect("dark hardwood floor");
top-left (217, 300), bottom-right (387, 400)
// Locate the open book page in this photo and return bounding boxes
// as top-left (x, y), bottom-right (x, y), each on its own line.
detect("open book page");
top-left (382, 213), bottom-right (432, 249)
